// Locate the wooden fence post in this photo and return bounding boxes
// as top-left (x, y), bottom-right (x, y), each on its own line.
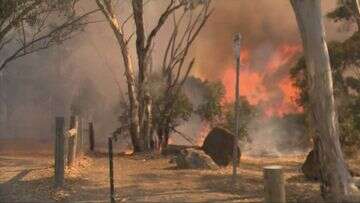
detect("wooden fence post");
top-left (55, 117), bottom-right (65, 187)
top-left (89, 122), bottom-right (95, 152)
top-left (263, 165), bottom-right (286, 203)
top-left (67, 115), bottom-right (78, 167)
top-left (108, 137), bottom-right (115, 203)
top-left (77, 117), bottom-right (84, 156)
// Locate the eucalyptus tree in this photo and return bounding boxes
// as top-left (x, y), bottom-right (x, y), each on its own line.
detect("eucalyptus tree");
top-left (291, 0), bottom-right (358, 201)
top-left (96, 0), bottom-right (212, 152)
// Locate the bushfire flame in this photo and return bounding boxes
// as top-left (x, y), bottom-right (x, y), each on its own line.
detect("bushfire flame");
top-left (222, 44), bottom-right (303, 117)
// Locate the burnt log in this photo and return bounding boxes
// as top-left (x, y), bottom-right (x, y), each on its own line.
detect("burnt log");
top-left (201, 127), bottom-right (241, 166)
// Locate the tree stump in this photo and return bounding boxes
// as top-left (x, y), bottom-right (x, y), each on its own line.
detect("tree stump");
top-left (263, 165), bottom-right (286, 203)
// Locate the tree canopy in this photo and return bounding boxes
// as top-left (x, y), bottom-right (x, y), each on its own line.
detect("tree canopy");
top-left (0, 0), bottom-right (97, 71)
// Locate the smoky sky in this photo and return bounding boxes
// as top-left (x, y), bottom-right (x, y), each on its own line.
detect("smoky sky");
top-left (1, 0), bottom-right (354, 144)
top-left (193, 0), bottom-right (345, 80)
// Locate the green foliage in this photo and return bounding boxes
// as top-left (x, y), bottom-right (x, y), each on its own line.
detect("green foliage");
top-left (221, 97), bottom-right (257, 140)
top-left (290, 32), bottom-right (360, 151)
top-left (196, 81), bottom-right (225, 124)
top-left (0, 0), bottom-right (78, 27)
top-left (291, 0), bottom-right (360, 150)
top-left (0, 0), bottom-right (91, 70)
top-left (290, 41), bottom-right (353, 107)
top-left (168, 91), bottom-right (193, 126)
top-left (150, 73), bottom-right (193, 131)
top-left (326, 1), bottom-right (355, 23)
top-left (196, 80), bottom-right (257, 140)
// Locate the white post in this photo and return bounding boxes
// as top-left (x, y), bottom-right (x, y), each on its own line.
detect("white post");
top-left (263, 165), bottom-right (286, 203)
top-left (232, 33), bottom-right (241, 183)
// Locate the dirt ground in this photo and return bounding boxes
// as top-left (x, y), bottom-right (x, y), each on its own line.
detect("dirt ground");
top-left (1, 140), bottom-right (359, 202)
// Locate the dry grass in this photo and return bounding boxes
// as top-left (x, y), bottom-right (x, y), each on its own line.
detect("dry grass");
top-left (1, 142), bottom-right (359, 202)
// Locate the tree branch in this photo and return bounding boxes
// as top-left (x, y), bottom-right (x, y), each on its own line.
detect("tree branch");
top-left (0, 8), bottom-right (99, 72)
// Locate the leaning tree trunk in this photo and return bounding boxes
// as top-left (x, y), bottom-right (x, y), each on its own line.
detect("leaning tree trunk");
top-left (96, 0), bottom-right (142, 152)
top-left (291, 0), bottom-right (355, 201)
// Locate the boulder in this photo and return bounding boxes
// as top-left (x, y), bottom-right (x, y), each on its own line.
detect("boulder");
top-left (201, 127), bottom-right (241, 166)
top-left (161, 145), bottom-right (200, 156)
top-left (170, 148), bottom-right (219, 170)
top-left (302, 150), bottom-right (360, 181)
top-left (354, 177), bottom-right (360, 188)
top-left (302, 150), bottom-right (321, 180)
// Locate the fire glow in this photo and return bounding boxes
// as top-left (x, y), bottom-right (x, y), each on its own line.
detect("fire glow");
top-left (222, 44), bottom-right (303, 117)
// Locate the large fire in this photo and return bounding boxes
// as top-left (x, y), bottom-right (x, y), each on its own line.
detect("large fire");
top-left (222, 44), bottom-right (303, 117)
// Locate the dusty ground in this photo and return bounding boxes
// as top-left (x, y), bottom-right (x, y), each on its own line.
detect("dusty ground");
top-left (1, 140), bottom-right (359, 202)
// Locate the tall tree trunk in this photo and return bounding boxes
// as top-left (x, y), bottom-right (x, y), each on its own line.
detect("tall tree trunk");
top-left (132, 0), bottom-right (152, 151)
top-left (291, 0), bottom-right (355, 201)
top-left (96, 0), bottom-right (141, 152)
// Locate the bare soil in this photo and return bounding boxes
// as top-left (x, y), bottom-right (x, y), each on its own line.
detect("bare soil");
top-left (1, 140), bottom-right (359, 202)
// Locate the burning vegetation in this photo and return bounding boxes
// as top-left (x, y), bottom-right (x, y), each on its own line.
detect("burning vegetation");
top-left (1, 0), bottom-right (360, 202)
top-left (220, 44), bottom-right (303, 118)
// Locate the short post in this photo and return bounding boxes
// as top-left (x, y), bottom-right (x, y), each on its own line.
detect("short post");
top-left (108, 137), bottom-right (115, 203)
top-left (67, 115), bottom-right (78, 167)
top-left (263, 165), bottom-right (286, 203)
top-left (77, 117), bottom-right (84, 156)
top-left (55, 117), bottom-right (65, 187)
top-left (89, 122), bottom-right (95, 152)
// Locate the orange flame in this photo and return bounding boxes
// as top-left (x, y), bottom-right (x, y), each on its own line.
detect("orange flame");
top-left (221, 44), bottom-right (303, 117)
top-left (266, 45), bottom-right (302, 73)
top-left (223, 66), bottom-right (269, 105)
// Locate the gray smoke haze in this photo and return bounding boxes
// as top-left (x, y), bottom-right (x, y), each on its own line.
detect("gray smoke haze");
top-left (0, 0), bottom-right (355, 152)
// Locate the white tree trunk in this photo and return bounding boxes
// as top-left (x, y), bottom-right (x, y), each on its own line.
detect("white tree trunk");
top-left (354, 0), bottom-right (360, 17)
top-left (96, 0), bottom-right (142, 152)
top-left (290, 0), bottom-right (356, 201)
top-left (132, 0), bottom-right (153, 151)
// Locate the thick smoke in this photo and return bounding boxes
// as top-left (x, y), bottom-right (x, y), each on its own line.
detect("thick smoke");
top-left (0, 0), bottom-right (354, 153)
top-left (193, 0), bottom-right (348, 79)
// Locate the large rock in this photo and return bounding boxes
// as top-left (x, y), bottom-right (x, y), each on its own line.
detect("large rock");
top-left (201, 127), bottom-right (241, 166)
top-left (161, 145), bottom-right (200, 156)
top-left (302, 150), bottom-right (321, 180)
top-left (170, 148), bottom-right (219, 170)
top-left (302, 149), bottom-right (360, 181)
